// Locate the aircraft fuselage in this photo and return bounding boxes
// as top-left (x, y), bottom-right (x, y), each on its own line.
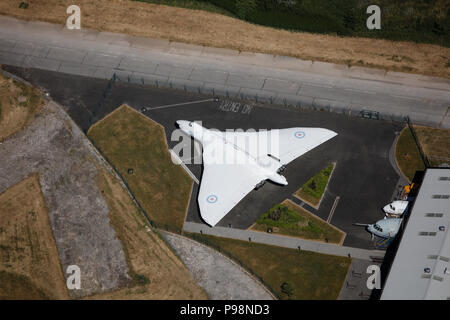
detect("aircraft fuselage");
top-left (176, 120), bottom-right (288, 186)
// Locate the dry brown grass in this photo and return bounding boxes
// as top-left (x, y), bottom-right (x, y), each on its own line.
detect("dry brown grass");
top-left (87, 167), bottom-right (207, 300)
top-left (0, 174), bottom-right (69, 299)
top-left (414, 125), bottom-right (450, 166)
top-left (414, 125), bottom-right (450, 159)
top-left (0, 73), bottom-right (45, 142)
top-left (1, 0), bottom-right (449, 78)
top-left (88, 105), bottom-right (193, 233)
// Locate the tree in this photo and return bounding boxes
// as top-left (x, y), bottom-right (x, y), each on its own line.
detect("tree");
top-left (236, 0), bottom-right (257, 19)
top-left (281, 281), bottom-right (295, 298)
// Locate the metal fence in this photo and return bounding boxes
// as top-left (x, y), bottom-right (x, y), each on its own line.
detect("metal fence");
top-left (405, 116), bottom-right (431, 168)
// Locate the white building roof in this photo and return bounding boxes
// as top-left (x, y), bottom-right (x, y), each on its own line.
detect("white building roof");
top-left (381, 168), bottom-right (450, 300)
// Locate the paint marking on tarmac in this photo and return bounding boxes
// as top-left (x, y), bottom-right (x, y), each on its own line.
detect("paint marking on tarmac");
top-left (327, 196), bottom-right (340, 223)
top-left (145, 98), bottom-right (215, 111)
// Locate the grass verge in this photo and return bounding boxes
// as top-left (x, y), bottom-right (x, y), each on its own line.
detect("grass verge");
top-left (251, 199), bottom-right (345, 244)
top-left (0, 1), bottom-right (449, 78)
top-left (88, 105), bottom-right (192, 233)
top-left (395, 127), bottom-right (426, 181)
top-left (186, 232), bottom-right (351, 300)
top-left (294, 163), bottom-right (334, 208)
top-left (0, 73), bottom-right (45, 142)
top-left (0, 174), bottom-right (69, 299)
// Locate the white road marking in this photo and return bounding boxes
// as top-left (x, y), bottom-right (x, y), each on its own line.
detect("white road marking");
top-left (170, 149), bottom-right (199, 184)
top-left (145, 98), bottom-right (215, 111)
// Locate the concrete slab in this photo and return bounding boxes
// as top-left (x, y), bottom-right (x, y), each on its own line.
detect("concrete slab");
top-left (47, 47), bottom-right (86, 63)
top-left (272, 55), bottom-right (313, 71)
top-left (22, 56), bottom-right (61, 72)
top-left (131, 72), bottom-right (169, 87)
top-left (83, 52), bottom-right (122, 68)
top-left (0, 38), bottom-right (16, 51)
top-left (9, 42), bottom-right (45, 56)
top-left (348, 66), bottom-right (387, 81)
top-left (227, 73), bottom-right (265, 90)
top-left (201, 46), bottom-right (240, 58)
top-left (189, 68), bottom-right (228, 84)
top-left (311, 61), bottom-right (349, 77)
top-left (58, 62), bottom-right (97, 77)
top-left (275, 93), bottom-right (304, 106)
top-left (118, 57), bottom-right (157, 74)
top-left (203, 82), bottom-right (241, 97)
top-left (0, 51), bottom-right (24, 67)
top-left (31, 45), bottom-right (51, 58)
top-left (169, 77), bottom-right (204, 92)
top-left (130, 36), bottom-right (170, 51)
top-left (96, 32), bottom-right (131, 47)
top-left (155, 63), bottom-right (193, 79)
top-left (168, 42), bottom-right (204, 56)
top-left (263, 78), bottom-right (300, 95)
top-left (239, 88), bottom-right (277, 103)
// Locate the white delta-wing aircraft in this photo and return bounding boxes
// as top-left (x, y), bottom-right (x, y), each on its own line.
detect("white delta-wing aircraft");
top-left (176, 120), bottom-right (337, 226)
top-left (355, 218), bottom-right (403, 239)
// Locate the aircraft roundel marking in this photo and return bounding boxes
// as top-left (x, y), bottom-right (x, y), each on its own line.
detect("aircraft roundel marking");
top-left (206, 195), bottom-right (218, 204)
top-left (294, 131), bottom-right (306, 139)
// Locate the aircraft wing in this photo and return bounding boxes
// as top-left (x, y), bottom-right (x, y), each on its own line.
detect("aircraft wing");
top-left (271, 128), bottom-right (337, 165)
top-left (220, 127), bottom-right (337, 166)
top-left (198, 142), bottom-right (264, 226)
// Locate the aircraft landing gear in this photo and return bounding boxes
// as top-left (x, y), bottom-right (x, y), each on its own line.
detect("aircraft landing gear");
top-left (254, 181), bottom-right (266, 190)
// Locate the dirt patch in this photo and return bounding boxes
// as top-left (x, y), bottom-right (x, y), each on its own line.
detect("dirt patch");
top-left (0, 73), bottom-right (44, 142)
top-left (0, 0), bottom-right (449, 78)
top-left (0, 174), bottom-right (69, 299)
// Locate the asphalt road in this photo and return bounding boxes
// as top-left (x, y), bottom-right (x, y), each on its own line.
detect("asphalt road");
top-left (6, 66), bottom-right (403, 249)
top-left (1, 15), bottom-right (449, 128)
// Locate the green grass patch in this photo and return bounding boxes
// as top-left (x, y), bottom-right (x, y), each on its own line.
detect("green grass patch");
top-left (295, 163), bottom-right (334, 206)
top-left (88, 105), bottom-right (192, 233)
top-left (252, 200), bottom-right (344, 244)
top-left (186, 233), bottom-right (351, 300)
top-left (395, 127), bottom-right (425, 181)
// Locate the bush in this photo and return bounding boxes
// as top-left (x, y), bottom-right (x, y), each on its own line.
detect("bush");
top-left (199, 0), bottom-right (449, 47)
top-left (236, 0), bottom-right (257, 19)
top-left (281, 281), bottom-right (295, 297)
top-left (134, 274), bottom-right (150, 286)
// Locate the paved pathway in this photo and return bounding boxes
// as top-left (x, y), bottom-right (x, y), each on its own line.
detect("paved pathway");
top-left (184, 222), bottom-right (385, 261)
top-left (161, 232), bottom-right (273, 300)
top-left (0, 15), bottom-right (449, 128)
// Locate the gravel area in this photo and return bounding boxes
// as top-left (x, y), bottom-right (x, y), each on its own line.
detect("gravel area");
top-left (0, 101), bottom-right (131, 297)
top-left (161, 232), bottom-right (273, 300)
